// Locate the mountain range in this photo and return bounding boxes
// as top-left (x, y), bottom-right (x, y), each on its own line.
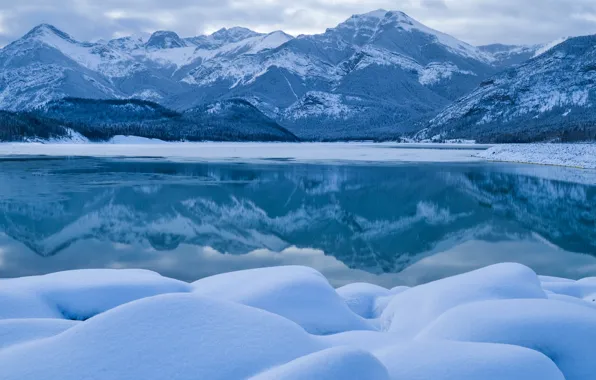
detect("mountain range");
top-left (0, 10), bottom-right (592, 142)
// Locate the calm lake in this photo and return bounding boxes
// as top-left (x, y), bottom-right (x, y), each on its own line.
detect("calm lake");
top-left (1, 157), bottom-right (595, 287)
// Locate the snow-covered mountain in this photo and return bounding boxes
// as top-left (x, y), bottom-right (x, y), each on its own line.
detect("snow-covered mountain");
top-left (0, 10), bottom-right (503, 140)
top-left (423, 35), bottom-right (596, 142)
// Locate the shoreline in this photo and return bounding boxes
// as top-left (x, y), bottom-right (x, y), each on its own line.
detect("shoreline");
top-left (0, 142), bottom-right (594, 170)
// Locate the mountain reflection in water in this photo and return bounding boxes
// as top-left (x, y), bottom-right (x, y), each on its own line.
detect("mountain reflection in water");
top-left (0, 157), bottom-right (594, 286)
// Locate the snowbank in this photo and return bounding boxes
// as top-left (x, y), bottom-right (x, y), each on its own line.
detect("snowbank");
top-left (477, 143), bottom-right (596, 169)
top-left (2, 263), bottom-right (596, 379)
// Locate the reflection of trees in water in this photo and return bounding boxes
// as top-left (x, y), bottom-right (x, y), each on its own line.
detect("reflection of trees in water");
top-left (0, 158), bottom-right (594, 273)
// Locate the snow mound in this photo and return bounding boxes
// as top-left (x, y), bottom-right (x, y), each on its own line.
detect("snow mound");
top-left (251, 347), bottom-right (389, 380)
top-left (0, 291), bottom-right (61, 320)
top-left (336, 283), bottom-right (393, 318)
top-left (1, 269), bottom-right (191, 320)
top-left (0, 294), bottom-right (322, 380)
top-left (193, 266), bottom-right (371, 334)
top-left (541, 277), bottom-right (596, 302)
top-left (0, 319), bottom-right (78, 350)
top-left (375, 341), bottom-right (564, 380)
top-left (418, 299), bottom-right (596, 380)
top-left (380, 263), bottom-right (546, 337)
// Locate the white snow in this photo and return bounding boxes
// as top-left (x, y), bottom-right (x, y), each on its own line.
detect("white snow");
top-left (0, 142), bottom-right (488, 164)
top-left (251, 347), bottom-right (390, 380)
top-left (1, 263), bottom-right (596, 379)
top-left (477, 143), bottom-right (596, 169)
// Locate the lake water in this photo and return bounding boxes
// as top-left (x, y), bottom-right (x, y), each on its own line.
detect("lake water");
top-left (0, 157), bottom-right (595, 287)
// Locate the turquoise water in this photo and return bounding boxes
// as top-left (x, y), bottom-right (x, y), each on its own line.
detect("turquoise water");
top-left (0, 157), bottom-right (594, 287)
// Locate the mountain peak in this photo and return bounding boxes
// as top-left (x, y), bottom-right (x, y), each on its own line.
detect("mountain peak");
top-left (145, 31), bottom-right (187, 49)
top-left (360, 9), bottom-right (389, 19)
top-left (24, 24), bottom-right (74, 42)
top-left (211, 27), bottom-right (262, 42)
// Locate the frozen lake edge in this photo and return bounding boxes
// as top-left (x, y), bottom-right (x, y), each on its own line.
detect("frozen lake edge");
top-left (0, 142), bottom-right (487, 164)
top-left (1, 142), bottom-right (594, 169)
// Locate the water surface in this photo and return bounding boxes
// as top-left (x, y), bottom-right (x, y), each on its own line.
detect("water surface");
top-left (0, 157), bottom-right (595, 287)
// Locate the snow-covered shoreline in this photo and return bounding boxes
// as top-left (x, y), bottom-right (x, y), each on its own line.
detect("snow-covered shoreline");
top-left (2, 142), bottom-right (595, 170)
top-left (1, 263), bottom-right (594, 379)
top-left (0, 142), bottom-right (487, 164)
top-left (477, 143), bottom-right (596, 169)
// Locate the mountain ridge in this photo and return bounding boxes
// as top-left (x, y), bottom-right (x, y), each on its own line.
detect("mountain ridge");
top-left (422, 34), bottom-right (596, 143)
top-left (0, 10), bottom-right (502, 140)
top-left (0, 10), bottom-right (581, 142)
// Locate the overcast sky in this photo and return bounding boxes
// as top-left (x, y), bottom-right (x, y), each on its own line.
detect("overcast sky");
top-left (1, 0), bottom-right (596, 47)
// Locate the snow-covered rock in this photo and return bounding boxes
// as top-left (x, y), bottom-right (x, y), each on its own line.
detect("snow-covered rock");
top-left (1, 269), bottom-right (191, 320)
top-left (380, 263), bottom-right (547, 337)
top-left (251, 347), bottom-right (390, 380)
top-left (418, 299), bottom-right (596, 380)
top-left (0, 294), bottom-right (323, 380)
top-left (375, 341), bottom-right (564, 380)
top-left (0, 291), bottom-right (61, 320)
top-left (192, 266), bottom-right (371, 334)
top-left (0, 319), bottom-right (78, 350)
top-left (336, 283), bottom-right (393, 319)
top-left (2, 264), bottom-right (595, 379)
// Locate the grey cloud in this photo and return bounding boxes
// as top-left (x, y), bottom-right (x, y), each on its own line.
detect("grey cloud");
top-left (0, 0), bottom-right (596, 47)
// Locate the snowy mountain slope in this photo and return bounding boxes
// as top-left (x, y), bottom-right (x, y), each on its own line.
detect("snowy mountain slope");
top-left (174, 10), bottom-right (497, 138)
top-left (423, 34), bottom-right (596, 142)
top-left (478, 38), bottom-right (570, 69)
top-left (479, 44), bottom-right (542, 69)
top-left (0, 24), bottom-right (294, 110)
top-left (0, 9), bottom-right (530, 140)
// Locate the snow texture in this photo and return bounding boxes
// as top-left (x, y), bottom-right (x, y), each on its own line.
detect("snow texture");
top-left (477, 143), bottom-right (596, 169)
top-left (2, 263), bottom-right (595, 379)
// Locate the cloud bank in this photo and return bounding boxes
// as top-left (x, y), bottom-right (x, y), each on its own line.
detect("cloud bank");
top-left (1, 0), bottom-right (596, 47)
